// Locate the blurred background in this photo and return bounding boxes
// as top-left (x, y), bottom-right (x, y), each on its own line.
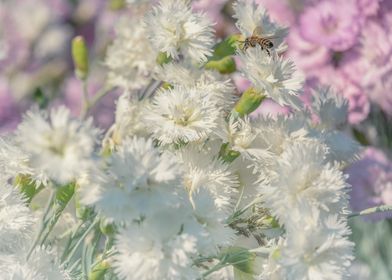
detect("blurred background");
top-left (0, 0), bottom-right (391, 278)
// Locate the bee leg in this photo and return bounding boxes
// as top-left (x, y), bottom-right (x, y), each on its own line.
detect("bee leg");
top-left (266, 49), bottom-right (271, 56)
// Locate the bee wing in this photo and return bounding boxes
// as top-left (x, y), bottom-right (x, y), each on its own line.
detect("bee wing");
top-left (252, 26), bottom-right (264, 36)
top-left (262, 35), bottom-right (281, 40)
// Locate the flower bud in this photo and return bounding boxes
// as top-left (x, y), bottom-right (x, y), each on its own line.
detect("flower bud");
top-left (205, 56), bottom-right (236, 74)
top-left (88, 258), bottom-right (110, 280)
top-left (72, 36), bottom-right (89, 80)
top-left (234, 87), bottom-right (265, 116)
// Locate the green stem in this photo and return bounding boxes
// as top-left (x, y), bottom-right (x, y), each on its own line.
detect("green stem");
top-left (26, 190), bottom-right (56, 260)
top-left (63, 218), bottom-right (99, 266)
top-left (349, 205), bottom-right (392, 218)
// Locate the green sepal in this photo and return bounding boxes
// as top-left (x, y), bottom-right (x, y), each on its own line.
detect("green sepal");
top-left (219, 246), bottom-right (256, 275)
top-left (156, 52), bottom-right (172, 66)
top-left (205, 56), bottom-right (236, 74)
top-left (219, 143), bottom-right (240, 163)
top-left (14, 175), bottom-right (43, 203)
top-left (88, 259), bottom-right (110, 280)
top-left (234, 87), bottom-right (266, 116)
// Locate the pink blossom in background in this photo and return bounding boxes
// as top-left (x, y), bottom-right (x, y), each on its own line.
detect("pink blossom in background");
top-left (347, 147), bottom-right (392, 221)
top-left (0, 79), bottom-right (22, 134)
top-left (298, 0), bottom-right (361, 52)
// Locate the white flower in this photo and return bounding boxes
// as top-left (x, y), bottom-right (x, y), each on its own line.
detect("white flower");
top-left (157, 62), bottom-right (238, 112)
top-left (311, 87), bottom-right (349, 130)
top-left (105, 16), bottom-right (157, 90)
top-left (15, 106), bottom-right (98, 186)
top-left (259, 140), bottom-right (349, 226)
top-left (216, 116), bottom-right (273, 161)
top-left (178, 144), bottom-right (238, 208)
top-left (113, 209), bottom-right (200, 280)
top-left (145, 0), bottom-right (214, 62)
top-left (0, 181), bottom-right (36, 254)
top-left (238, 47), bottom-right (304, 109)
top-left (0, 246), bottom-right (71, 280)
top-left (0, 138), bottom-right (33, 182)
top-left (143, 86), bottom-right (220, 145)
top-left (280, 214), bottom-right (354, 280)
top-left (106, 93), bottom-right (150, 148)
top-left (233, 0), bottom-right (288, 52)
top-left (191, 188), bottom-right (236, 253)
top-left (80, 137), bottom-right (182, 223)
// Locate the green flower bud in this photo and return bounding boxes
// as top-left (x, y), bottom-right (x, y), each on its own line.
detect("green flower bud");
top-left (88, 258), bottom-right (110, 280)
top-left (205, 56), bottom-right (236, 74)
top-left (234, 87), bottom-right (266, 116)
top-left (100, 219), bottom-right (116, 236)
top-left (109, 0), bottom-right (126, 10)
top-left (72, 36), bottom-right (89, 80)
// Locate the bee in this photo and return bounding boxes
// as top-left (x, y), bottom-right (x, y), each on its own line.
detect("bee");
top-left (239, 26), bottom-right (279, 56)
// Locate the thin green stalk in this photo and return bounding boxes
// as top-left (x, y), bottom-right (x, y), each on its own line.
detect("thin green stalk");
top-left (63, 218), bottom-right (99, 265)
top-left (349, 204), bottom-right (392, 218)
top-left (26, 190), bottom-right (56, 260)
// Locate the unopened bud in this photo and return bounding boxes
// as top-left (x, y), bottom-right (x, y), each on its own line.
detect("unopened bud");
top-left (205, 56), bottom-right (236, 74)
top-left (234, 87), bottom-right (265, 116)
top-left (88, 258), bottom-right (110, 280)
top-left (72, 36), bottom-right (89, 80)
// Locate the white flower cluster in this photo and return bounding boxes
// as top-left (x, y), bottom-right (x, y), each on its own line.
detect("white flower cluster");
top-left (0, 0), bottom-right (362, 279)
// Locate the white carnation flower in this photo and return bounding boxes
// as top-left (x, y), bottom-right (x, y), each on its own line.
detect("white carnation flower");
top-left (0, 246), bottom-right (71, 280)
top-left (178, 144), bottom-right (238, 208)
top-left (15, 106), bottom-right (98, 186)
top-left (105, 16), bottom-right (157, 90)
top-left (80, 137), bottom-right (182, 223)
top-left (143, 86), bottom-right (220, 145)
top-left (145, 0), bottom-right (214, 62)
top-left (157, 62), bottom-right (237, 111)
top-left (280, 214), bottom-right (354, 280)
top-left (113, 209), bottom-right (200, 280)
top-left (107, 93), bottom-right (150, 147)
top-left (191, 188), bottom-right (236, 253)
top-left (233, 0), bottom-right (288, 51)
top-left (238, 47), bottom-right (304, 109)
top-left (259, 140), bottom-right (349, 226)
top-left (0, 181), bottom-right (36, 254)
top-left (311, 87), bottom-right (349, 130)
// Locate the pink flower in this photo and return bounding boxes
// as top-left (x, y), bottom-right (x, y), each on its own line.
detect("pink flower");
top-left (0, 79), bottom-right (21, 134)
top-left (347, 147), bottom-right (392, 221)
top-left (287, 27), bottom-right (331, 73)
top-left (298, 0), bottom-right (361, 51)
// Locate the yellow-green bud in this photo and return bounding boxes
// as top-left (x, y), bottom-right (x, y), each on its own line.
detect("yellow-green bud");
top-left (109, 0), bottom-right (126, 10)
top-left (156, 52), bottom-right (172, 66)
top-left (234, 87), bottom-right (266, 116)
top-left (205, 56), bottom-right (236, 74)
top-left (88, 259), bottom-right (110, 280)
top-left (72, 36), bottom-right (89, 80)
top-left (100, 219), bottom-right (116, 236)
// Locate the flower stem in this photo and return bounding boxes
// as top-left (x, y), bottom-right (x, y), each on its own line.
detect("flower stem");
top-left (349, 204), bottom-right (392, 218)
top-left (26, 190), bottom-right (56, 260)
